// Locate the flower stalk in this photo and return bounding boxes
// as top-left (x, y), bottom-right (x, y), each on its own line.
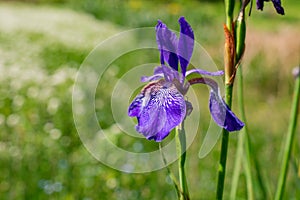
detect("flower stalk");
top-left (176, 121), bottom-right (190, 200)
top-left (216, 0), bottom-right (236, 198)
top-left (230, 2), bottom-right (256, 199)
top-left (216, 84), bottom-right (233, 200)
top-left (230, 65), bottom-right (255, 200)
top-left (159, 143), bottom-right (181, 198)
top-left (275, 66), bottom-right (300, 200)
top-left (224, 0), bottom-right (234, 32)
top-left (224, 25), bottom-right (236, 85)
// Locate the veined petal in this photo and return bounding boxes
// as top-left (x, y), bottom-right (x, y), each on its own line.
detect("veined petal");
top-left (178, 17), bottom-right (194, 77)
top-left (156, 20), bottom-right (179, 71)
top-left (186, 69), bottom-right (224, 77)
top-left (209, 90), bottom-right (244, 131)
top-left (128, 80), bottom-right (186, 142)
top-left (128, 93), bottom-right (144, 117)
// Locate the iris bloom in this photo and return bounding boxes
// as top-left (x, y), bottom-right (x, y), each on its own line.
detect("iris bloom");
top-left (256, 0), bottom-right (285, 15)
top-left (128, 17), bottom-right (244, 142)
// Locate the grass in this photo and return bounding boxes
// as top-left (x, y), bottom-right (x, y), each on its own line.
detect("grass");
top-left (0, 0), bottom-right (299, 199)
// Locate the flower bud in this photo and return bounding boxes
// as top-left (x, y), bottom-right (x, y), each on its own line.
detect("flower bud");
top-left (224, 25), bottom-right (235, 85)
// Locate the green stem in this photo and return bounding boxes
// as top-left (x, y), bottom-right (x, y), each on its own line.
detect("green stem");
top-left (275, 70), bottom-right (300, 200)
top-left (243, 147), bottom-right (254, 200)
top-left (247, 131), bottom-right (271, 199)
top-left (216, 0), bottom-right (237, 198)
top-left (230, 66), bottom-right (255, 199)
top-left (229, 119), bottom-right (243, 199)
top-left (159, 143), bottom-right (181, 198)
top-left (225, 0), bottom-right (234, 32)
top-left (216, 84), bottom-right (233, 200)
top-left (176, 122), bottom-right (190, 200)
top-left (238, 66), bottom-right (254, 200)
top-left (230, 70), bottom-right (244, 199)
top-left (230, 3), bottom-right (247, 199)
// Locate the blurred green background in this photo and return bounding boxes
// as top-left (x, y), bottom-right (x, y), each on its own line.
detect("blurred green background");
top-left (0, 0), bottom-right (299, 199)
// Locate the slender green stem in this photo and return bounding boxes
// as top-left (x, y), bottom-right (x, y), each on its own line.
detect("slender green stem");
top-left (230, 69), bottom-right (245, 199)
top-left (176, 122), bottom-right (190, 200)
top-left (230, 2), bottom-right (248, 198)
top-left (230, 66), bottom-right (255, 199)
top-left (216, 0), bottom-right (237, 198)
top-left (243, 148), bottom-right (254, 200)
top-left (224, 0), bottom-right (234, 32)
top-left (229, 120), bottom-right (244, 199)
top-left (216, 84), bottom-right (233, 200)
top-left (159, 143), bottom-right (181, 198)
top-left (275, 70), bottom-right (300, 200)
top-left (247, 131), bottom-right (271, 199)
top-left (238, 66), bottom-right (254, 200)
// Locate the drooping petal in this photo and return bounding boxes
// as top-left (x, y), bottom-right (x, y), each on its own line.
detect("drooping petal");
top-left (128, 80), bottom-right (186, 142)
top-left (209, 90), bottom-right (244, 131)
top-left (178, 17), bottom-right (194, 77)
top-left (271, 0), bottom-right (285, 15)
top-left (186, 68), bottom-right (224, 77)
top-left (156, 20), bottom-right (179, 71)
top-left (188, 77), bottom-right (244, 132)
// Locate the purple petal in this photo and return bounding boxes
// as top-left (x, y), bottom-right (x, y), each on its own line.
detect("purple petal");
top-left (186, 69), bottom-right (224, 77)
top-left (188, 77), bottom-right (244, 131)
top-left (154, 65), bottom-right (180, 82)
top-left (156, 20), bottom-right (179, 71)
top-left (188, 77), bottom-right (219, 94)
top-left (128, 80), bottom-right (186, 142)
top-left (256, 0), bottom-right (285, 15)
top-left (271, 0), bottom-right (285, 15)
top-left (178, 17), bottom-right (194, 77)
top-left (128, 94), bottom-right (144, 117)
top-left (153, 65), bottom-right (164, 74)
top-left (209, 90), bottom-right (244, 132)
top-left (256, 0), bottom-right (264, 10)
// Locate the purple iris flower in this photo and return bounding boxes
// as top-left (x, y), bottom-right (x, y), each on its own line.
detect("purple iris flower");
top-left (128, 17), bottom-right (244, 142)
top-left (257, 0), bottom-right (285, 15)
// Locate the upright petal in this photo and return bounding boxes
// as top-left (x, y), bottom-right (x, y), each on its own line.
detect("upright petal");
top-left (156, 20), bottom-right (179, 71)
top-left (178, 17), bottom-right (194, 77)
top-left (209, 90), bottom-right (244, 131)
top-left (129, 80), bottom-right (186, 142)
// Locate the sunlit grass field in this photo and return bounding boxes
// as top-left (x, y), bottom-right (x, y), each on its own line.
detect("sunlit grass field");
top-left (0, 0), bottom-right (299, 199)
